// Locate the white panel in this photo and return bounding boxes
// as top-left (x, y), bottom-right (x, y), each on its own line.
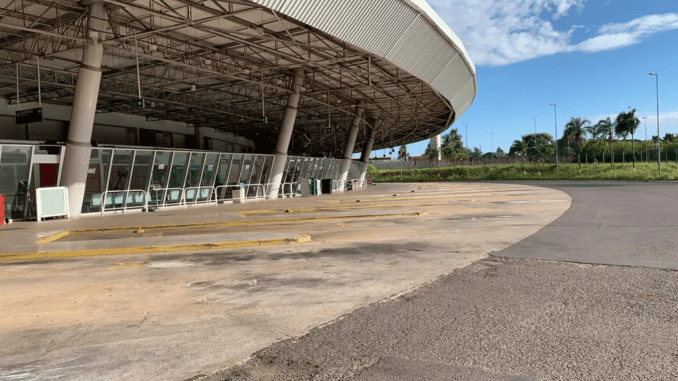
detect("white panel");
top-left (432, 55), bottom-right (473, 100)
top-left (449, 77), bottom-right (475, 115)
top-left (252, 0), bottom-right (477, 122)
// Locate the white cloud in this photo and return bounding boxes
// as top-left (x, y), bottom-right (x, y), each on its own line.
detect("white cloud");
top-left (429, 0), bottom-right (678, 66)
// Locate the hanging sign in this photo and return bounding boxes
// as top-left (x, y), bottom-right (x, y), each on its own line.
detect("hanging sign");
top-left (16, 107), bottom-right (43, 124)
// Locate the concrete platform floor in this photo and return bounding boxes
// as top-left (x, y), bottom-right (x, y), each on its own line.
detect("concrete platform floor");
top-left (0, 182), bottom-right (570, 381)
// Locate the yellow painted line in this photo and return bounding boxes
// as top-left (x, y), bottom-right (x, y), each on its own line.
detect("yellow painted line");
top-left (325, 193), bottom-right (493, 203)
top-left (238, 200), bottom-right (470, 215)
top-left (0, 234), bottom-right (313, 263)
top-left (39, 212), bottom-right (425, 242)
top-left (35, 230), bottom-right (70, 244)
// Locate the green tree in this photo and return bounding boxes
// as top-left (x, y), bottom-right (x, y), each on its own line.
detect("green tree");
top-left (398, 145), bottom-right (408, 160)
top-left (472, 147), bottom-right (482, 158)
top-left (563, 117), bottom-right (590, 170)
top-left (495, 147), bottom-right (505, 157)
top-left (593, 117), bottom-right (615, 166)
top-left (424, 146), bottom-right (439, 164)
top-left (509, 139), bottom-right (526, 157)
top-left (615, 109), bottom-right (640, 167)
top-left (441, 128), bottom-right (465, 160)
top-left (523, 133), bottom-right (554, 161)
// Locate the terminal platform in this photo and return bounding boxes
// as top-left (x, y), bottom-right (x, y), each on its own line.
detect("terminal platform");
top-left (0, 182), bottom-right (570, 381)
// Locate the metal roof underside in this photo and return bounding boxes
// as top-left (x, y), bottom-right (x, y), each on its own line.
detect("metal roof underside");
top-left (0, 0), bottom-right (476, 155)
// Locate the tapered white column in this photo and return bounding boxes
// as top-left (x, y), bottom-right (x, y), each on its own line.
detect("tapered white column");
top-left (358, 127), bottom-right (376, 183)
top-left (338, 101), bottom-right (364, 191)
top-left (60, 0), bottom-right (107, 216)
top-left (266, 68), bottom-right (304, 199)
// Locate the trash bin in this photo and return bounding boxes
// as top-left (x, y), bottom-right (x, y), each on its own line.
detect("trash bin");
top-left (321, 179), bottom-right (332, 194)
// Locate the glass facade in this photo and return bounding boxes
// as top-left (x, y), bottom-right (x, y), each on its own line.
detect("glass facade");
top-left (0, 143), bottom-right (367, 219)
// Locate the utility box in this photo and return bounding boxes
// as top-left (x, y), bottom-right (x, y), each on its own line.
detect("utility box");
top-left (321, 179), bottom-right (332, 194)
top-left (300, 178), bottom-right (320, 197)
top-left (232, 187), bottom-right (246, 204)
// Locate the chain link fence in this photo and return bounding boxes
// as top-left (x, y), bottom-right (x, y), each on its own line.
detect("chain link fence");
top-left (372, 149), bottom-right (678, 170)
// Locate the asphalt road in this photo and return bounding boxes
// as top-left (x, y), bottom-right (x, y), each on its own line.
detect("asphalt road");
top-left (202, 181), bottom-right (678, 381)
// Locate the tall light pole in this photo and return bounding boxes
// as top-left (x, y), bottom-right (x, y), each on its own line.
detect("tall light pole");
top-left (649, 72), bottom-right (660, 174)
top-left (643, 116), bottom-right (648, 162)
top-left (534, 117), bottom-right (537, 134)
top-left (462, 122), bottom-right (468, 166)
top-left (491, 131), bottom-right (494, 164)
top-left (549, 103), bottom-right (558, 171)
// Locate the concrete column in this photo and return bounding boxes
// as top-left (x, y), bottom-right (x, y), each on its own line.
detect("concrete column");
top-left (194, 125), bottom-right (204, 150)
top-left (429, 135), bottom-right (441, 160)
top-left (358, 127), bottom-right (376, 182)
top-left (60, 0), bottom-right (107, 216)
top-left (266, 68), bottom-right (304, 199)
top-left (338, 101), bottom-right (365, 191)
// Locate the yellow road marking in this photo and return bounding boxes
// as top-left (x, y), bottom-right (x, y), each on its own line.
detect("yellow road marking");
top-left (106, 261), bottom-right (144, 271)
top-left (324, 193), bottom-right (492, 203)
top-left (35, 230), bottom-right (70, 243)
top-left (37, 212), bottom-right (424, 243)
top-left (238, 201), bottom-right (465, 215)
top-left (0, 235), bottom-right (313, 263)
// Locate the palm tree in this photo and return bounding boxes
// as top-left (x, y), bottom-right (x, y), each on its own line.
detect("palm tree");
top-left (615, 109), bottom-right (641, 168)
top-left (398, 145), bottom-right (408, 161)
top-left (593, 118), bottom-right (614, 167)
top-left (563, 117), bottom-right (590, 171)
top-left (441, 128), bottom-right (464, 161)
top-left (509, 139), bottom-right (526, 157)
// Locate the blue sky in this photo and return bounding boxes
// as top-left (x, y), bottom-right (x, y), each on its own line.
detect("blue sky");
top-left (385, 0), bottom-right (678, 158)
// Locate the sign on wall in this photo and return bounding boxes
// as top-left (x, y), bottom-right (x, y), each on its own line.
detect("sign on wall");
top-left (16, 107), bottom-right (43, 124)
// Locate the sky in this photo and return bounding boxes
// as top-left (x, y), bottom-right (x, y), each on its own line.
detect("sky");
top-left (385, 0), bottom-right (678, 158)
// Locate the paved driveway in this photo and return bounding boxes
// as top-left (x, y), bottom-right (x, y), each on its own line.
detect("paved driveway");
top-left (207, 181), bottom-right (678, 381)
top-left (499, 181), bottom-right (678, 269)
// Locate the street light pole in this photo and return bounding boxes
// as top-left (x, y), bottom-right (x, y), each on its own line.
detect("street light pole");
top-left (491, 132), bottom-right (493, 164)
top-left (643, 116), bottom-right (648, 162)
top-left (462, 122), bottom-right (468, 166)
top-left (649, 73), bottom-right (660, 174)
top-left (549, 103), bottom-right (558, 171)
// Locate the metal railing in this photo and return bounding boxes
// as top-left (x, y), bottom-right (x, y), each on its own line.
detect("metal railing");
top-left (147, 187), bottom-right (184, 209)
top-left (99, 189), bottom-right (147, 215)
top-left (183, 186), bottom-right (216, 205)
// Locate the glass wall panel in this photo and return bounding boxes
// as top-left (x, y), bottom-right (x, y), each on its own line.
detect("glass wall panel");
top-left (81, 148), bottom-right (112, 214)
top-left (247, 155), bottom-right (264, 197)
top-left (239, 154), bottom-right (253, 185)
top-left (260, 156), bottom-right (273, 186)
top-left (299, 157), bottom-right (311, 179)
top-left (129, 150), bottom-right (153, 191)
top-left (148, 151), bottom-right (171, 207)
top-left (228, 154), bottom-right (242, 185)
top-left (105, 149), bottom-right (133, 210)
top-left (284, 157), bottom-right (297, 183)
top-left (165, 152), bottom-right (188, 205)
top-left (183, 153), bottom-right (205, 202)
top-left (201, 153), bottom-right (220, 187)
top-left (168, 152), bottom-right (188, 188)
top-left (108, 149), bottom-right (133, 191)
top-left (0, 145), bottom-right (32, 219)
top-left (316, 159), bottom-right (325, 179)
top-left (215, 154), bottom-right (232, 188)
top-left (185, 152), bottom-right (205, 188)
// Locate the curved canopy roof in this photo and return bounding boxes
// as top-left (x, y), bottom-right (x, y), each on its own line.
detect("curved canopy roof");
top-left (0, 0), bottom-right (476, 155)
